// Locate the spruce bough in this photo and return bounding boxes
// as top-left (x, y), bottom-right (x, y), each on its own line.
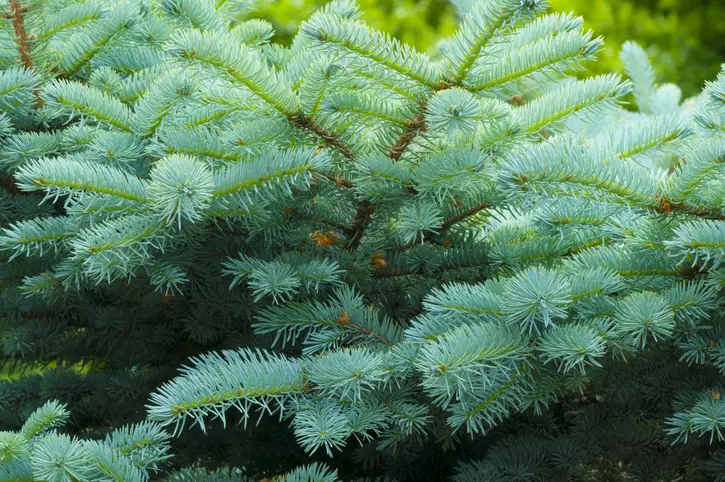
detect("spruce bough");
top-left (1, 0), bottom-right (725, 480)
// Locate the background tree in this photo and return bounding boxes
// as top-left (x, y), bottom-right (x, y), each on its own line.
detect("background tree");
top-left (259, 0), bottom-right (725, 98)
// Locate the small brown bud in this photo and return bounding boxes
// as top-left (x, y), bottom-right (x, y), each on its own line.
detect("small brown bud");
top-left (371, 253), bottom-right (387, 269)
top-left (311, 230), bottom-right (339, 246)
top-left (337, 312), bottom-right (351, 326)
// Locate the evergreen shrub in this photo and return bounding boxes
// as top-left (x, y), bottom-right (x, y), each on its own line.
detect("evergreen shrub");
top-left (1, 0), bottom-right (725, 480)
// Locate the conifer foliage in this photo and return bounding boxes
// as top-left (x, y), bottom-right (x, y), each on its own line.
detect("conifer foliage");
top-left (1, 0), bottom-right (725, 480)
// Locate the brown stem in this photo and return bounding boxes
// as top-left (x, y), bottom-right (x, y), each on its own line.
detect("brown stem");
top-left (440, 201), bottom-right (491, 232)
top-left (349, 322), bottom-right (394, 348)
top-left (388, 113), bottom-right (426, 162)
top-left (344, 113), bottom-right (427, 250)
top-left (291, 115), bottom-right (356, 160)
top-left (657, 198), bottom-right (725, 220)
top-left (344, 200), bottom-right (375, 251)
top-left (7, 0), bottom-right (42, 109)
top-left (9, 0), bottom-right (32, 70)
top-left (292, 107), bottom-right (428, 252)
top-left (391, 201), bottom-right (492, 253)
top-left (319, 172), bottom-right (353, 188)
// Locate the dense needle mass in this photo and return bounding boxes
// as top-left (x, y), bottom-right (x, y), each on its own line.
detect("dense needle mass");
top-left (1, 0), bottom-right (725, 480)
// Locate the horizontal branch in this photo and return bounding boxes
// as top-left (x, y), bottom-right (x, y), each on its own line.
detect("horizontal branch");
top-left (348, 322), bottom-right (394, 348)
top-left (292, 115), bottom-right (356, 160)
top-left (657, 198), bottom-right (725, 220)
top-left (440, 201), bottom-right (492, 233)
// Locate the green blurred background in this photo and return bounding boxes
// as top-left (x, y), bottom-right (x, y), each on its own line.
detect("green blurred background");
top-left (255, 0), bottom-right (725, 97)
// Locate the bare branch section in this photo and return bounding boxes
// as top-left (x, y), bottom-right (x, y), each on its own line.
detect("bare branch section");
top-left (440, 201), bottom-right (491, 233)
top-left (657, 199), bottom-right (725, 220)
top-left (292, 115), bottom-right (356, 160)
top-left (345, 113), bottom-right (428, 250)
top-left (344, 200), bottom-right (375, 251)
top-left (9, 0), bottom-right (32, 69)
top-left (7, 0), bottom-right (42, 110)
top-left (389, 113), bottom-right (426, 162)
